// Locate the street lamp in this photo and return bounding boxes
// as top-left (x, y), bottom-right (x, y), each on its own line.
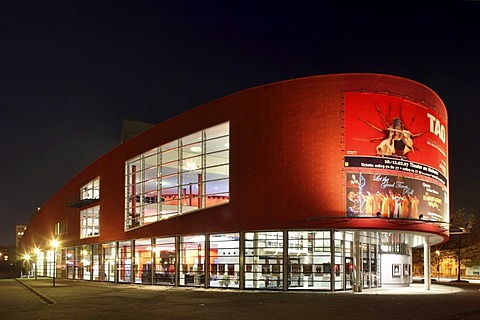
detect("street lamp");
top-left (33, 248), bottom-right (40, 280)
top-left (51, 239), bottom-right (59, 287)
top-left (435, 250), bottom-right (440, 282)
top-left (22, 253), bottom-right (31, 277)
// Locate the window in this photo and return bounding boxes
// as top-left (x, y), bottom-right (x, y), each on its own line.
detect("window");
top-left (288, 231), bottom-right (331, 290)
top-left (117, 240), bottom-right (132, 283)
top-left (179, 235), bottom-right (205, 287)
top-left (81, 177), bottom-right (100, 200)
top-left (244, 231), bottom-right (284, 290)
top-left (55, 220), bottom-right (68, 236)
top-left (209, 233), bottom-right (240, 288)
top-left (380, 232), bottom-right (409, 254)
top-left (80, 206), bottom-right (99, 238)
top-left (153, 237), bottom-right (176, 286)
top-left (125, 122), bottom-right (229, 229)
top-left (134, 238), bottom-right (152, 284)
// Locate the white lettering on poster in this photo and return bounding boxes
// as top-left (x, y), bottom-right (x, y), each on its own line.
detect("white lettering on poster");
top-left (426, 113), bottom-right (446, 144)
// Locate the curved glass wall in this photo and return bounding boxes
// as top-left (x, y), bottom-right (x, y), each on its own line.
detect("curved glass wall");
top-left (43, 230), bottom-right (404, 291)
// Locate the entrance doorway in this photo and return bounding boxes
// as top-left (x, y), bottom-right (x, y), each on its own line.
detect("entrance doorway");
top-left (345, 257), bottom-right (353, 290)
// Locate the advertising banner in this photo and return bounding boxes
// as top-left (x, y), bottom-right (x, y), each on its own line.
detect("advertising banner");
top-left (344, 92), bottom-right (448, 222)
top-left (344, 92), bottom-right (448, 184)
top-left (346, 172), bottom-right (447, 222)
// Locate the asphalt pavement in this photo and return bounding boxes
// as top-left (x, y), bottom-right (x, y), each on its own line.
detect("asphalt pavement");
top-left (1, 278), bottom-right (480, 320)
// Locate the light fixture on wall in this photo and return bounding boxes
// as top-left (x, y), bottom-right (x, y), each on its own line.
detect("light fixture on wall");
top-left (189, 146), bottom-right (202, 153)
top-left (183, 160), bottom-right (199, 171)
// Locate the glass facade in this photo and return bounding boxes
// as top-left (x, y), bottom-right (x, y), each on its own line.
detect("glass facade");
top-left (134, 238), bottom-right (152, 284)
top-left (179, 235), bottom-right (205, 287)
top-left (103, 242), bottom-right (116, 282)
top-left (36, 251), bottom-right (45, 277)
top-left (117, 240), bottom-right (132, 283)
top-left (361, 232), bottom-right (381, 288)
top-left (209, 233), bottom-right (240, 288)
top-left (125, 122), bottom-right (230, 229)
top-left (153, 237), bottom-right (176, 285)
top-left (380, 232), bottom-right (410, 254)
top-left (41, 230), bottom-right (392, 291)
top-left (92, 244), bottom-right (101, 281)
top-left (288, 231), bottom-right (331, 290)
top-left (245, 231), bottom-right (284, 290)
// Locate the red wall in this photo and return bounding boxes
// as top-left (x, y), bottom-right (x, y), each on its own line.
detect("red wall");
top-left (21, 73), bottom-right (449, 250)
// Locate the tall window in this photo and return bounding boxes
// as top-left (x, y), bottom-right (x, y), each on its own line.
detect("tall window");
top-left (117, 240), bottom-right (132, 283)
top-left (103, 242), bottom-right (116, 282)
top-left (244, 231), bottom-right (284, 290)
top-left (125, 122), bottom-right (229, 229)
top-left (153, 237), bottom-right (176, 285)
top-left (209, 233), bottom-right (240, 288)
top-left (55, 220), bottom-right (68, 236)
top-left (80, 206), bottom-right (100, 238)
top-left (287, 231), bottom-right (331, 290)
top-left (179, 235), bottom-right (205, 287)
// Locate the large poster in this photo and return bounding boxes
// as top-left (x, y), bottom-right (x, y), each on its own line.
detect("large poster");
top-left (344, 92), bottom-right (448, 222)
top-left (344, 92), bottom-right (448, 184)
top-left (346, 172), bottom-right (447, 221)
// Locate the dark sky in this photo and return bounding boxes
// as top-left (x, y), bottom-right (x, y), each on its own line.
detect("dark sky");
top-left (1, 1), bottom-right (479, 246)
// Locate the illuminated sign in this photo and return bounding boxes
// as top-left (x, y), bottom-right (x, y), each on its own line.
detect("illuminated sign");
top-left (344, 92), bottom-right (448, 221)
top-left (346, 173), bottom-right (446, 222)
top-left (344, 92), bottom-right (448, 181)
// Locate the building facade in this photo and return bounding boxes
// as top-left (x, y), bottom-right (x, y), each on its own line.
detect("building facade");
top-left (20, 73), bottom-right (449, 291)
top-left (16, 225), bottom-right (27, 249)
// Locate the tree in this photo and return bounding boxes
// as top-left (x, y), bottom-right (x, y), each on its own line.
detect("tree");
top-left (440, 209), bottom-right (479, 281)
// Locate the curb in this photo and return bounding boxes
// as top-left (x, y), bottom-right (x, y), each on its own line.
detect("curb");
top-left (15, 278), bottom-right (56, 305)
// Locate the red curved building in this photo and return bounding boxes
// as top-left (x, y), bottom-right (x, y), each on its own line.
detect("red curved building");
top-left (20, 73), bottom-right (449, 291)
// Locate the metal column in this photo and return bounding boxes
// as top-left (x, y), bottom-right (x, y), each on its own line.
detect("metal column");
top-left (424, 236), bottom-right (431, 290)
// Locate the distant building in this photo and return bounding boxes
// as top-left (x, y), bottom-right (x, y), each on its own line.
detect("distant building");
top-left (20, 74), bottom-right (449, 292)
top-left (0, 247), bottom-right (10, 262)
top-left (16, 225), bottom-right (27, 249)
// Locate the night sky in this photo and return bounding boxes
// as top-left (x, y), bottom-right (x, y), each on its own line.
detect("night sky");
top-left (1, 2), bottom-right (479, 246)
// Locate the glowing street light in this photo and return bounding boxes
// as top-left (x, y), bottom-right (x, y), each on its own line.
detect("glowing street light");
top-left (51, 239), bottom-right (59, 287)
top-left (22, 253), bottom-right (31, 277)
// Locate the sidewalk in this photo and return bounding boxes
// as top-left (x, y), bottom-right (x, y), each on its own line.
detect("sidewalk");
top-left (10, 278), bottom-right (480, 320)
top-left (16, 277), bottom-right (466, 300)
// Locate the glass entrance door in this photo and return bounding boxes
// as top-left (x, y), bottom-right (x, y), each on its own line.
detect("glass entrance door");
top-left (345, 257), bottom-right (353, 290)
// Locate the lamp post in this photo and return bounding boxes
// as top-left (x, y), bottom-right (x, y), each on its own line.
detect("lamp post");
top-left (33, 248), bottom-right (40, 280)
top-left (51, 239), bottom-right (59, 287)
top-left (435, 250), bottom-right (440, 282)
top-left (22, 253), bottom-right (31, 278)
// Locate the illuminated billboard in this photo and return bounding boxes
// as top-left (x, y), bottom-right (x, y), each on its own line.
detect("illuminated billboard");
top-left (344, 92), bottom-right (448, 221)
top-left (346, 172), bottom-right (446, 221)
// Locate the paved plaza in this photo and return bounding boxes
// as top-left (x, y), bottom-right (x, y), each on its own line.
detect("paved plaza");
top-left (1, 278), bottom-right (480, 319)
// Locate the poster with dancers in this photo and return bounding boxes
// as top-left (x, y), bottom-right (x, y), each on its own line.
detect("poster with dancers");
top-left (346, 172), bottom-right (446, 222)
top-left (344, 92), bottom-right (448, 184)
